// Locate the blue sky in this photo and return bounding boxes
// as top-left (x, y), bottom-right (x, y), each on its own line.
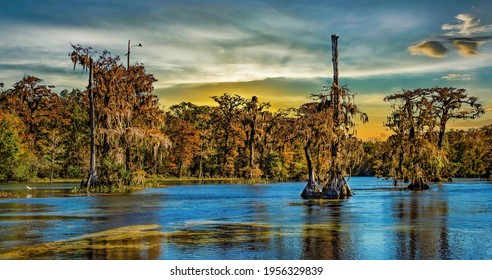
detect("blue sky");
top-left (1, 0), bottom-right (491, 138)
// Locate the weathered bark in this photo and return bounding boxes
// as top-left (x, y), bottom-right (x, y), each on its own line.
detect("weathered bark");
top-left (331, 34), bottom-right (340, 119)
top-left (328, 35), bottom-right (340, 182)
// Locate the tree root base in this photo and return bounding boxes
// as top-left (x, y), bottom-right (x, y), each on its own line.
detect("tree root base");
top-left (301, 178), bottom-right (353, 199)
top-left (407, 182), bottom-right (430, 191)
top-left (407, 177), bottom-right (430, 191)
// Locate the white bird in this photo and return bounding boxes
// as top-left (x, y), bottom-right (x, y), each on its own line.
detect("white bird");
top-left (25, 186), bottom-right (35, 190)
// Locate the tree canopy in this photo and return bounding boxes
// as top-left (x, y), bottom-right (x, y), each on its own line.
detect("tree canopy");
top-left (383, 87), bottom-right (485, 189)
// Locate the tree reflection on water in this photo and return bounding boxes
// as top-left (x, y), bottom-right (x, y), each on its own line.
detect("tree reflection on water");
top-left (393, 192), bottom-right (450, 259)
top-left (301, 200), bottom-right (356, 259)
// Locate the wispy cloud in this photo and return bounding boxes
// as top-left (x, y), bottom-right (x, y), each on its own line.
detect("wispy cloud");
top-left (441, 73), bottom-right (474, 81)
top-left (1, 1), bottom-right (492, 100)
top-left (442, 14), bottom-right (492, 36)
top-left (409, 13), bottom-right (492, 58)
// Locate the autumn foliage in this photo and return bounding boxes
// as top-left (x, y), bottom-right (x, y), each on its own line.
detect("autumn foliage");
top-left (0, 44), bottom-right (490, 190)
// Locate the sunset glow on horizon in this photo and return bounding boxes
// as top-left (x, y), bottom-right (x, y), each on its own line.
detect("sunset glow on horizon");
top-left (1, 0), bottom-right (491, 139)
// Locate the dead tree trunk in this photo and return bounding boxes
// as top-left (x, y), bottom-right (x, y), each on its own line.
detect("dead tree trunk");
top-left (330, 34), bottom-right (340, 160)
top-left (324, 35), bottom-right (352, 198)
top-left (300, 34), bottom-right (355, 199)
top-left (84, 57), bottom-right (97, 189)
top-left (331, 34), bottom-right (340, 127)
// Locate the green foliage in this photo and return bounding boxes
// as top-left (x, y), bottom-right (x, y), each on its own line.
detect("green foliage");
top-left (11, 153), bottom-right (33, 182)
top-left (66, 165), bottom-right (82, 178)
top-left (100, 157), bottom-right (131, 188)
top-left (447, 127), bottom-right (492, 178)
top-left (0, 116), bottom-right (21, 181)
top-left (355, 140), bottom-right (380, 176)
top-left (60, 89), bottom-right (90, 179)
top-left (0, 113), bottom-right (34, 182)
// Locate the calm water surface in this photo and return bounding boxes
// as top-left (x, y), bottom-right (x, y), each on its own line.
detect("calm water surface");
top-left (0, 177), bottom-right (491, 260)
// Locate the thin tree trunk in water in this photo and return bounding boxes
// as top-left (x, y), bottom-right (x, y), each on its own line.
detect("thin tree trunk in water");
top-left (85, 57), bottom-right (97, 189)
top-left (305, 142), bottom-right (315, 184)
top-left (301, 140), bottom-right (322, 198)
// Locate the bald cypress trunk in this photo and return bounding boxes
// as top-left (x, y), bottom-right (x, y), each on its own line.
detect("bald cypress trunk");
top-left (301, 140), bottom-right (322, 198)
top-left (85, 57), bottom-right (97, 189)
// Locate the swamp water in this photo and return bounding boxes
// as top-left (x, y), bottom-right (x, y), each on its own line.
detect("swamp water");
top-left (0, 177), bottom-right (491, 260)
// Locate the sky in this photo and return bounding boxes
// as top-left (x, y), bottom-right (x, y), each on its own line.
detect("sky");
top-left (1, 0), bottom-right (491, 139)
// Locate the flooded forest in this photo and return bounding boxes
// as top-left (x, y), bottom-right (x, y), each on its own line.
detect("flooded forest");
top-left (1, 35), bottom-right (492, 261)
top-left (0, 36), bottom-right (490, 195)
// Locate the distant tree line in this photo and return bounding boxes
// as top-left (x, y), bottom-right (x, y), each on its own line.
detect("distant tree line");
top-left (1, 76), bottom-right (489, 185)
top-left (355, 124), bottom-right (491, 179)
top-left (0, 45), bottom-right (489, 188)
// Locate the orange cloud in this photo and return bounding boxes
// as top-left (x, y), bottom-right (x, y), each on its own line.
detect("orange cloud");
top-left (155, 78), bottom-right (322, 110)
top-left (408, 41), bottom-right (448, 58)
top-left (452, 39), bottom-right (484, 56)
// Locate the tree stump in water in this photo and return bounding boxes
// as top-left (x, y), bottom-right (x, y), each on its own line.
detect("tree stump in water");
top-left (322, 175), bottom-right (353, 199)
top-left (301, 176), bottom-right (353, 199)
top-left (407, 177), bottom-right (430, 191)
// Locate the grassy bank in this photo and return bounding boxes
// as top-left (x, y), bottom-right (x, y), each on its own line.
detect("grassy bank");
top-left (1, 176), bottom-right (280, 196)
top-left (29, 178), bottom-right (83, 184)
top-left (151, 176), bottom-right (277, 186)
